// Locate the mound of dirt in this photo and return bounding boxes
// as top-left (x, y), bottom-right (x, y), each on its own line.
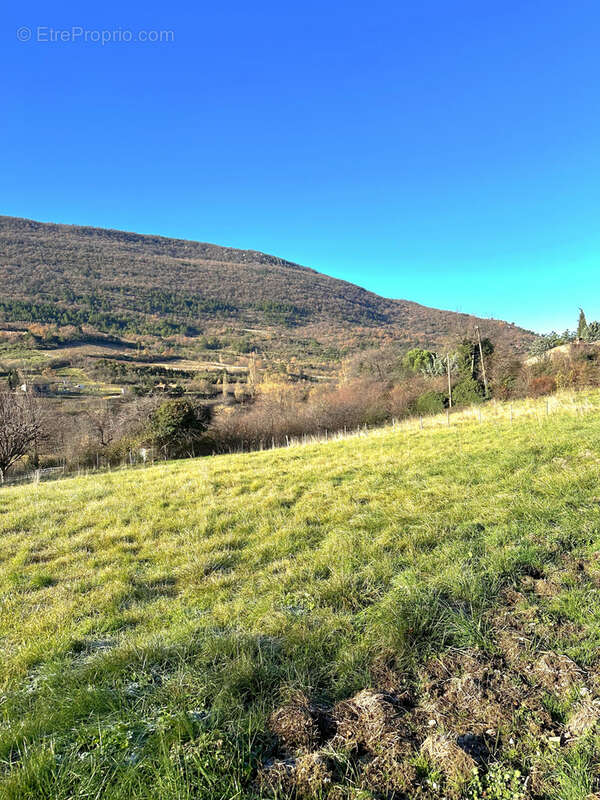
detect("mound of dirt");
top-left (566, 698), bottom-right (600, 737)
top-left (419, 649), bottom-right (533, 735)
top-left (530, 652), bottom-right (584, 693)
top-left (259, 561), bottom-right (600, 798)
top-left (260, 688), bottom-right (417, 797)
top-left (257, 753), bottom-right (333, 798)
top-left (269, 692), bottom-right (332, 754)
top-left (422, 733), bottom-right (476, 795)
top-left (331, 689), bottom-right (411, 756)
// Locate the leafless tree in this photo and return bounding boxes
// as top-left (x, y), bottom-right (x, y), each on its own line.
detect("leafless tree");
top-left (343, 345), bottom-right (403, 381)
top-left (86, 404), bottom-right (120, 449)
top-left (0, 391), bottom-right (42, 483)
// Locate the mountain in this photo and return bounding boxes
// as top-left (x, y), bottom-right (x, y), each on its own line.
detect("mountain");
top-left (0, 215), bottom-right (534, 356)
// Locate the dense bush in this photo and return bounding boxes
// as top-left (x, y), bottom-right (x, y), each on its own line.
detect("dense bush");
top-left (402, 348), bottom-right (434, 372)
top-left (388, 378), bottom-right (430, 417)
top-left (414, 390), bottom-right (446, 415)
top-left (585, 321), bottom-right (600, 342)
top-left (527, 375), bottom-right (557, 397)
top-left (148, 399), bottom-right (211, 458)
top-left (23, 328), bottom-right (600, 470)
top-left (209, 378), bottom-right (431, 452)
top-left (452, 377), bottom-right (484, 406)
top-left (0, 299), bottom-right (195, 338)
top-left (529, 331), bottom-right (573, 356)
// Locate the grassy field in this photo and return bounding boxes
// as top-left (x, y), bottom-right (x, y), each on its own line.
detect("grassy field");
top-left (2, 392), bottom-right (600, 798)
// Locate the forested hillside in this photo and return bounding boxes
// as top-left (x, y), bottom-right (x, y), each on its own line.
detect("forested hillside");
top-left (0, 215), bottom-right (534, 353)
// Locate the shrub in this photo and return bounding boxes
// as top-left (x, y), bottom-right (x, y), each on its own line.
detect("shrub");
top-left (466, 763), bottom-right (526, 800)
top-left (148, 399), bottom-right (211, 458)
top-left (452, 378), bottom-right (484, 406)
top-left (529, 331), bottom-right (573, 356)
top-left (528, 375), bottom-right (556, 397)
top-left (414, 390), bottom-right (446, 415)
top-left (585, 321), bottom-right (600, 342)
top-left (403, 348), bottom-right (434, 373)
top-left (388, 378), bottom-right (429, 418)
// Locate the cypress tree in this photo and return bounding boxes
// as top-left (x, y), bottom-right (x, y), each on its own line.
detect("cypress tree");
top-left (578, 308), bottom-right (589, 339)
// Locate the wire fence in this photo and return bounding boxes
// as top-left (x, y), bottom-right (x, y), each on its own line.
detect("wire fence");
top-left (209, 390), bottom-right (600, 456)
top-left (4, 390), bottom-right (600, 487)
top-left (4, 465), bottom-right (66, 486)
top-left (261, 390), bottom-right (600, 450)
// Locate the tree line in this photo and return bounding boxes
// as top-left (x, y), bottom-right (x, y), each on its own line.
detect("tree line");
top-left (3, 324), bottom-right (600, 482)
top-left (529, 308), bottom-right (600, 356)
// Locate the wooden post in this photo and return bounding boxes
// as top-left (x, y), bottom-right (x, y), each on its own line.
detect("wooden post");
top-left (475, 325), bottom-right (489, 397)
top-left (419, 416), bottom-right (423, 429)
top-left (447, 354), bottom-right (452, 408)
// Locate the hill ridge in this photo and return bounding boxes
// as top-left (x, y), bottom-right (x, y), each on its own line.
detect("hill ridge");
top-left (0, 214), bottom-right (535, 355)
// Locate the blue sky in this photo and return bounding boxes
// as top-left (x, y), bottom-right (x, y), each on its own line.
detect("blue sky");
top-left (2, 1), bottom-right (600, 333)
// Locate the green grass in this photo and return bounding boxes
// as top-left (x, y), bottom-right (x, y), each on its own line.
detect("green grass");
top-left (2, 392), bottom-right (600, 798)
top-left (0, 342), bottom-right (51, 367)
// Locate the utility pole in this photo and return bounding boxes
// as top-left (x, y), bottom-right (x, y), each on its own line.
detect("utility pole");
top-left (447, 354), bottom-right (452, 408)
top-left (475, 325), bottom-right (489, 397)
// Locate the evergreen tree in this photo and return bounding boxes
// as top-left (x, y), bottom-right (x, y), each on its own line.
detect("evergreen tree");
top-left (148, 399), bottom-right (210, 459)
top-left (578, 308), bottom-right (589, 339)
top-left (7, 369), bottom-right (20, 390)
top-left (586, 321), bottom-right (600, 342)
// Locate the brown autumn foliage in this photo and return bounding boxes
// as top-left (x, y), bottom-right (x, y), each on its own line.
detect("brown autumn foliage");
top-left (9, 342), bottom-right (600, 475)
top-left (0, 215), bottom-right (535, 359)
top-left (527, 375), bottom-right (557, 397)
top-left (209, 376), bottom-right (445, 452)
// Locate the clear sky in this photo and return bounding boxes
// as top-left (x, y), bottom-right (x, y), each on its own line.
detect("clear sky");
top-left (2, 1), bottom-right (600, 333)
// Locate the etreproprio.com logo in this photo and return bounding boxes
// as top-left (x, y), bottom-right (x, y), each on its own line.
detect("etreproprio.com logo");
top-left (16, 26), bottom-right (175, 44)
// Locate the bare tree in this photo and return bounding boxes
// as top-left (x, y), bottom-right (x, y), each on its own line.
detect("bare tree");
top-left (86, 403), bottom-right (120, 449)
top-left (0, 391), bottom-right (42, 483)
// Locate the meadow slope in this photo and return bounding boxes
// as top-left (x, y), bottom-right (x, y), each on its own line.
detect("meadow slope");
top-left (2, 393), bottom-right (600, 798)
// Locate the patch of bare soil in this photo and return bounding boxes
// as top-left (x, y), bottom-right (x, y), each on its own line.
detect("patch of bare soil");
top-left (258, 562), bottom-right (600, 798)
top-left (530, 651), bottom-right (584, 694)
top-left (269, 691), bottom-right (333, 754)
top-left (520, 575), bottom-right (562, 598)
top-left (418, 649), bottom-right (534, 735)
